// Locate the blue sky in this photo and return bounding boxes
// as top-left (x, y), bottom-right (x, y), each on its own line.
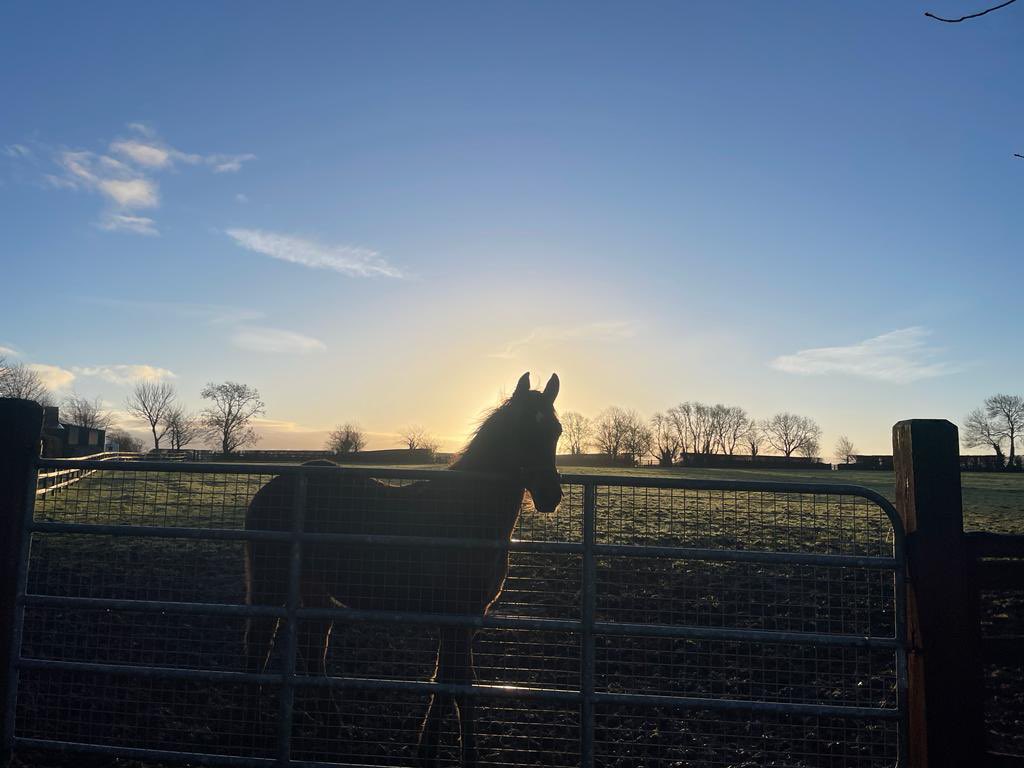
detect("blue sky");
top-left (2, 2), bottom-right (1022, 454)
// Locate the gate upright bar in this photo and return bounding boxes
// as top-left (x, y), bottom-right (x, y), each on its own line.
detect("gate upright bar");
top-left (580, 482), bottom-right (596, 768)
top-left (0, 399), bottom-right (43, 768)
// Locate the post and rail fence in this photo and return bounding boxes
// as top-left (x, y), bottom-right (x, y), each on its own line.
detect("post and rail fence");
top-left (0, 397), bottom-right (1020, 767)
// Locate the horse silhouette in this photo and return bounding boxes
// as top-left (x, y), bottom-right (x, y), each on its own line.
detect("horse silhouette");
top-left (244, 372), bottom-right (563, 766)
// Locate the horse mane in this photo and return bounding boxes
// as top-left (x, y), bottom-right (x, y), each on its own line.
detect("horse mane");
top-left (448, 397), bottom-right (513, 471)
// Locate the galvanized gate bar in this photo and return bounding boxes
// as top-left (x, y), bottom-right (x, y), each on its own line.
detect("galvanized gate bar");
top-left (13, 658), bottom-right (901, 719)
top-left (18, 594), bottom-right (903, 648)
top-left (580, 482), bottom-right (596, 768)
top-left (277, 471), bottom-right (307, 764)
top-left (26, 520), bottom-right (902, 568)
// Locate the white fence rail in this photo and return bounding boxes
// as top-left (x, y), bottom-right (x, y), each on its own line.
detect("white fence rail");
top-left (34, 452), bottom-right (140, 496)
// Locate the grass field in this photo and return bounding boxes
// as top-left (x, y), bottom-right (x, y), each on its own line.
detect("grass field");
top-left (12, 464), bottom-right (1022, 766)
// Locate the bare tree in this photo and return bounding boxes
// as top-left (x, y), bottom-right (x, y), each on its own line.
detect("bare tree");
top-left (962, 407), bottom-right (1006, 464)
top-left (201, 381), bottom-right (265, 455)
top-left (165, 407), bottom-right (206, 450)
top-left (327, 423), bottom-right (366, 455)
top-left (0, 359), bottom-right (53, 405)
top-left (593, 407), bottom-right (629, 459)
top-left (106, 429), bottom-right (143, 453)
top-left (61, 393), bottom-right (114, 430)
top-left (619, 410), bottom-right (652, 466)
top-left (713, 405), bottom-right (749, 456)
top-left (559, 411), bottom-right (592, 455)
top-left (834, 435), bottom-right (857, 465)
top-left (671, 402), bottom-right (716, 457)
top-left (665, 405), bottom-right (690, 460)
top-left (763, 412), bottom-right (823, 459)
top-left (984, 394), bottom-right (1024, 466)
top-left (650, 411), bottom-right (681, 466)
top-left (745, 421), bottom-right (764, 458)
top-left (125, 381), bottom-right (176, 450)
top-left (798, 436), bottom-right (821, 461)
top-left (399, 424), bottom-right (439, 451)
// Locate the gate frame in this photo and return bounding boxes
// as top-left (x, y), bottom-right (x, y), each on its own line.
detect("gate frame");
top-left (1, 397), bottom-right (911, 767)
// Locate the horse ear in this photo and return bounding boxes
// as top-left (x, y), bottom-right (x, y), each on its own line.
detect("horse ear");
top-left (543, 373), bottom-right (560, 403)
top-left (513, 372), bottom-right (531, 398)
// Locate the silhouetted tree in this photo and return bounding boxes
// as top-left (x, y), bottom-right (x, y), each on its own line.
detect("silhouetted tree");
top-left (713, 405), bottom-right (749, 456)
top-left (745, 422), bottom-right (764, 458)
top-left (983, 394), bottom-right (1024, 466)
top-left (619, 410), bottom-right (652, 466)
top-left (650, 411), bottom-right (681, 466)
top-left (593, 407), bottom-right (629, 459)
top-left (835, 435), bottom-right (857, 465)
top-left (763, 412), bottom-right (822, 459)
top-left (671, 402), bottom-right (715, 457)
top-left (327, 423), bottom-right (366, 454)
top-left (559, 411), bottom-right (592, 455)
top-left (165, 407), bottom-right (206, 450)
top-left (126, 381), bottom-right (176, 449)
top-left (62, 393), bottom-right (114, 430)
top-left (106, 429), bottom-right (143, 453)
top-left (962, 406), bottom-right (1007, 465)
top-left (201, 381), bottom-right (264, 454)
top-left (399, 425), bottom-right (438, 452)
top-left (0, 358), bottom-right (53, 405)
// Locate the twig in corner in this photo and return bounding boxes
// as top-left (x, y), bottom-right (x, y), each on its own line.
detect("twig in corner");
top-left (925, 0), bottom-right (1018, 22)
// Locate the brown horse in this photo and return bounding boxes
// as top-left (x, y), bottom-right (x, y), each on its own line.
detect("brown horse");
top-left (244, 372), bottom-right (562, 766)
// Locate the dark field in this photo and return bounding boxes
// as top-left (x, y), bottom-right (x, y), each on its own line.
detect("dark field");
top-left (11, 464), bottom-right (1022, 767)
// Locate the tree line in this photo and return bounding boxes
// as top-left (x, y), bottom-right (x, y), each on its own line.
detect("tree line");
top-left (560, 402), bottom-right (825, 465)
top-left (325, 423), bottom-right (440, 456)
top-left (121, 380), bottom-right (266, 454)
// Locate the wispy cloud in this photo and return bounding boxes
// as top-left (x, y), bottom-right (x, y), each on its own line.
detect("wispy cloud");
top-left (230, 326), bottom-right (327, 354)
top-left (770, 327), bottom-right (963, 384)
top-left (7, 123), bottom-right (255, 235)
top-left (28, 363), bottom-right (76, 391)
top-left (235, 193), bottom-right (249, 204)
top-left (225, 228), bottom-right (404, 279)
top-left (490, 321), bottom-right (637, 359)
top-left (84, 298), bottom-right (321, 356)
top-left (98, 214), bottom-right (159, 236)
top-left (73, 364), bottom-right (176, 385)
top-left (3, 144), bottom-right (32, 159)
top-left (0, 344), bottom-right (18, 357)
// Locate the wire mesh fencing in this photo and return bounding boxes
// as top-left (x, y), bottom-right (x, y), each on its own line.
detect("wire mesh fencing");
top-left (7, 460), bottom-right (906, 767)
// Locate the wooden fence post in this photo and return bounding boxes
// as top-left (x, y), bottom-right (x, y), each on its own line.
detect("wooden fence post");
top-left (0, 398), bottom-right (43, 766)
top-left (893, 419), bottom-right (985, 768)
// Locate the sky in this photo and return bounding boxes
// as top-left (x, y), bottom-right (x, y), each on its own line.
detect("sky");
top-left (2, 2), bottom-right (1022, 456)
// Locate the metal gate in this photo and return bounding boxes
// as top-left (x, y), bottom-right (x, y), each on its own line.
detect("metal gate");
top-left (4, 458), bottom-right (907, 767)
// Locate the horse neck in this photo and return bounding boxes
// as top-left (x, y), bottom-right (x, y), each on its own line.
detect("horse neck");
top-left (448, 410), bottom-right (525, 537)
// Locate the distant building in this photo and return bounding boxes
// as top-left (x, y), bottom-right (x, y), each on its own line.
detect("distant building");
top-left (842, 455), bottom-right (894, 471)
top-left (40, 405), bottom-right (107, 458)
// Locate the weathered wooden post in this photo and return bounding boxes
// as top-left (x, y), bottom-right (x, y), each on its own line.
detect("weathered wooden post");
top-left (0, 398), bottom-right (43, 767)
top-left (893, 419), bottom-right (985, 768)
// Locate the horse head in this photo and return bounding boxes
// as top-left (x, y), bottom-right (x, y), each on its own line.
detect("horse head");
top-left (507, 371), bottom-right (563, 513)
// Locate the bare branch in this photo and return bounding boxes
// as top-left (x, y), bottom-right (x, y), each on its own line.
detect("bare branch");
top-left (925, 0), bottom-right (1017, 23)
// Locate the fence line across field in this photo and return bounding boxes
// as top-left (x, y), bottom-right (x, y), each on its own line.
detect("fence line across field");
top-left (34, 451), bottom-right (140, 497)
top-left (5, 455), bottom-right (908, 767)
